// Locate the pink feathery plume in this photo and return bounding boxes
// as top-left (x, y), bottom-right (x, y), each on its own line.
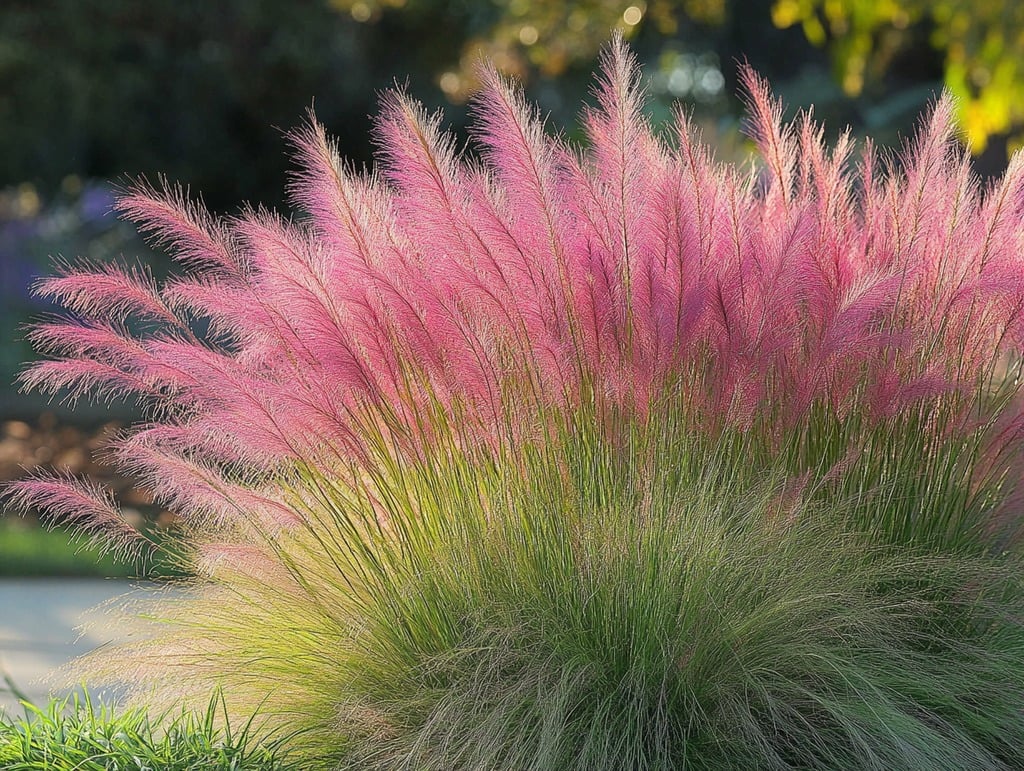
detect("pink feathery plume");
top-left (116, 180), bottom-right (241, 275)
top-left (5, 473), bottom-right (151, 561)
top-left (36, 261), bottom-right (180, 325)
top-left (471, 60), bottom-right (578, 400)
top-left (112, 434), bottom-right (302, 531)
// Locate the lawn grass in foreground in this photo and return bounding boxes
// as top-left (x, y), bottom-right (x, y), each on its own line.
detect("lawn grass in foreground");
top-left (0, 689), bottom-right (299, 770)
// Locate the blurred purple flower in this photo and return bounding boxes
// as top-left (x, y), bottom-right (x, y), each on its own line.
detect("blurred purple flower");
top-left (0, 222), bottom-right (43, 305)
top-left (79, 184), bottom-right (116, 224)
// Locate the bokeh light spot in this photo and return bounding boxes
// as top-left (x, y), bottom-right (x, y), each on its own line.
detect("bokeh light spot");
top-left (623, 5), bottom-right (644, 26)
top-left (519, 24), bottom-right (539, 45)
top-left (350, 1), bottom-right (371, 22)
top-left (439, 71), bottom-right (461, 96)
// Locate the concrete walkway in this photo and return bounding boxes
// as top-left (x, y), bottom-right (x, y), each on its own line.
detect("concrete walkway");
top-left (0, 579), bottom-right (180, 717)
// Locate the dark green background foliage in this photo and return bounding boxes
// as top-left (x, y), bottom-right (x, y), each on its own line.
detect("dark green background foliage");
top-left (2, 1), bottom-right (379, 211)
top-left (0, 0), bottom-right (961, 212)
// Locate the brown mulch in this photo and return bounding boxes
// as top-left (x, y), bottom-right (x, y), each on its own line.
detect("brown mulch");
top-left (0, 413), bottom-right (168, 524)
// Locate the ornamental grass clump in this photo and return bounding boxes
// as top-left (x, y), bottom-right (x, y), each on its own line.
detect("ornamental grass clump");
top-left (9, 37), bottom-right (1024, 768)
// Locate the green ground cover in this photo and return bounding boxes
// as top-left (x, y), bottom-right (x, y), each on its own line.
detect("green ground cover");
top-left (0, 519), bottom-right (182, 578)
top-left (0, 689), bottom-right (297, 770)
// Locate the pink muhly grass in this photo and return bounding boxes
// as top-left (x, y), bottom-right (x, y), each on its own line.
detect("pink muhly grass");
top-left (6, 36), bottom-right (1024, 764)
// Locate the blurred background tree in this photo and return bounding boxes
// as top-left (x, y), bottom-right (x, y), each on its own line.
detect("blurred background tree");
top-left (6, 1), bottom-right (1020, 206)
top-left (770, 0), bottom-right (1024, 155)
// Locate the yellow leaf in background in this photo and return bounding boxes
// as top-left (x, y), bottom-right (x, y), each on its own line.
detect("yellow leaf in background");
top-left (960, 101), bottom-right (994, 152)
top-left (803, 15), bottom-right (827, 45)
top-left (772, 0), bottom-right (803, 29)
